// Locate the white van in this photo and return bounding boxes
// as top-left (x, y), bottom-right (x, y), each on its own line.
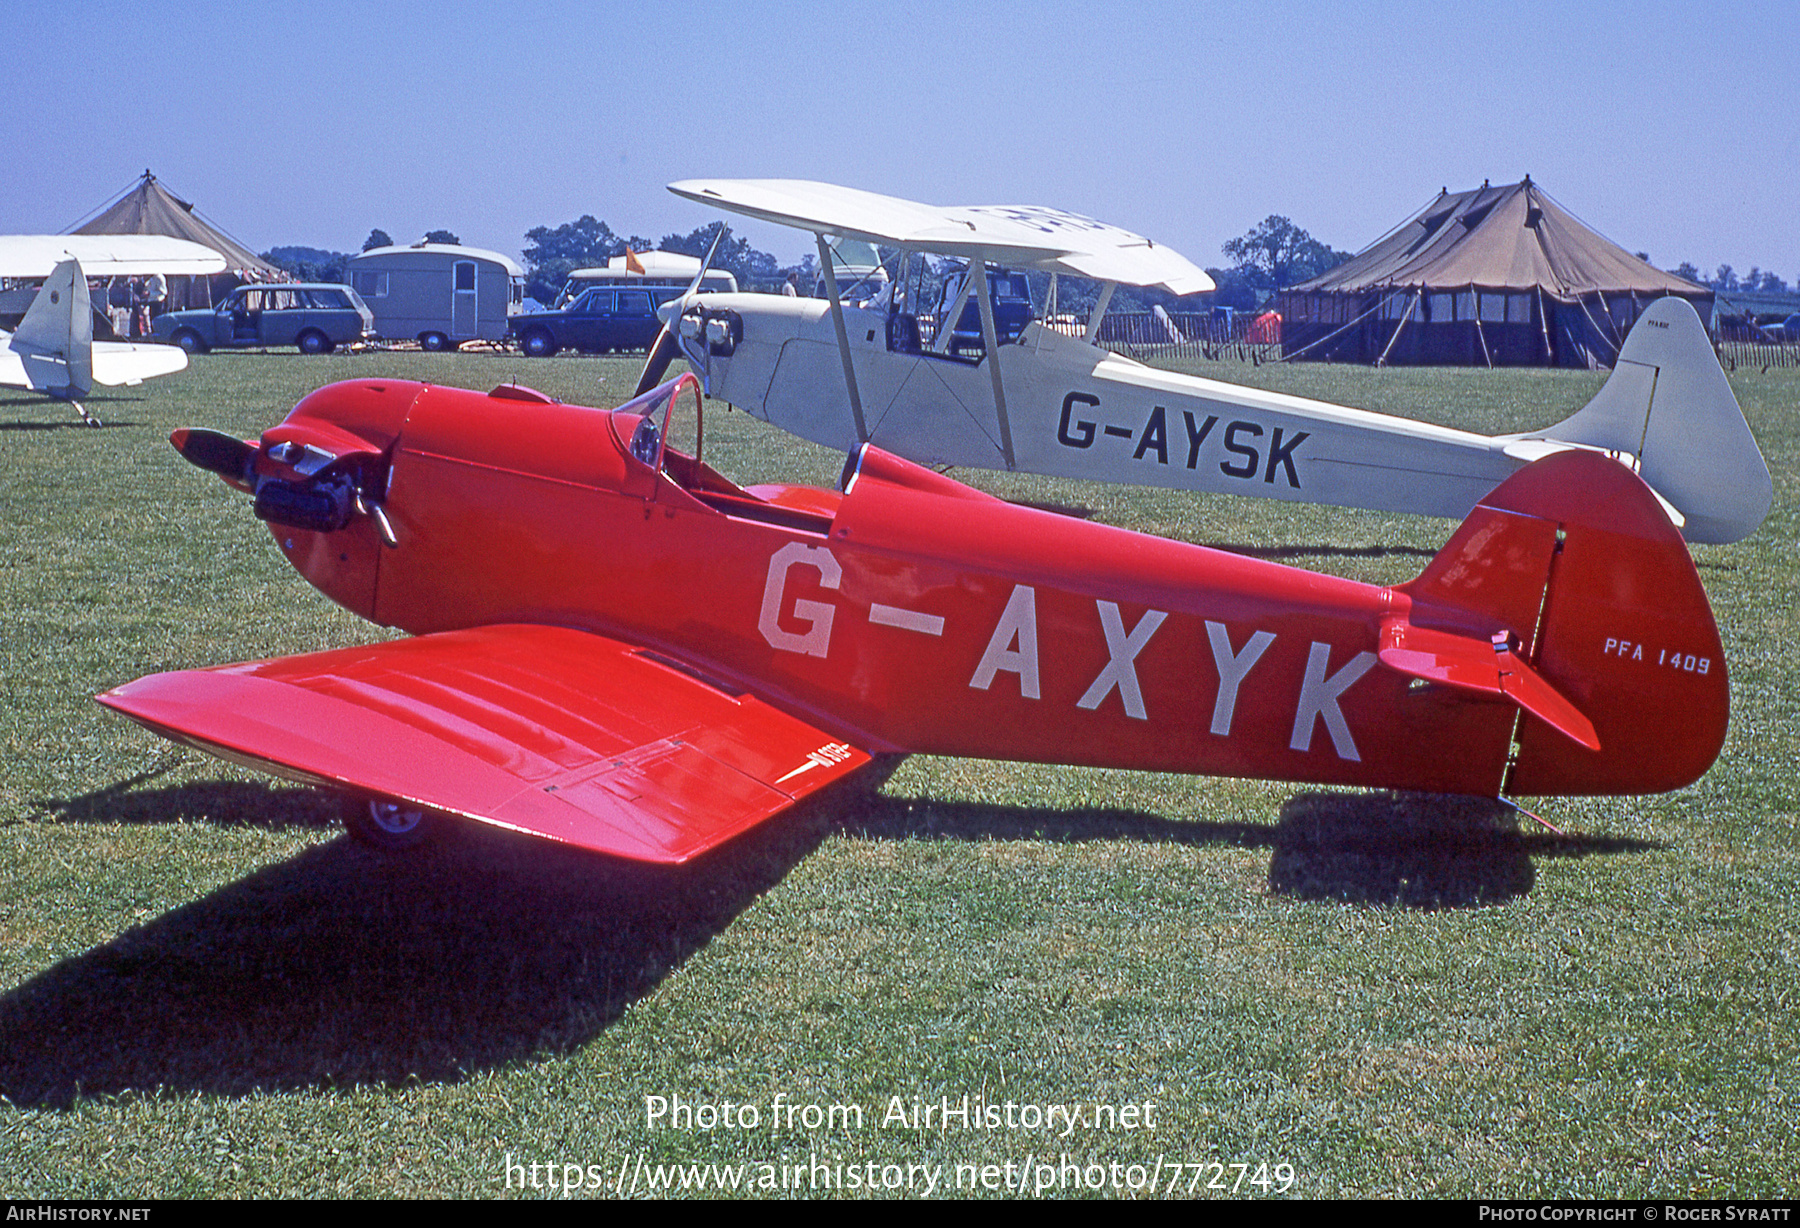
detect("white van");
top-left (555, 251), bottom-right (737, 307)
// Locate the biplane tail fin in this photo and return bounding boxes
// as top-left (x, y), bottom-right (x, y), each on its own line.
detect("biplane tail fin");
top-left (10, 257), bottom-right (94, 397)
top-left (1397, 448), bottom-right (1728, 795)
top-left (1523, 295), bottom-right (1770, 544)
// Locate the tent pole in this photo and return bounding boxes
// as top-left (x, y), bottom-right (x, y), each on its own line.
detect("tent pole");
top-left (1575, 292), bottom-right (1617, 368)
top-left (1536, 286), bottom-right (1554, 365)
top-left (1375, 289), bottom-right (1418, 367)
top-left (1598, 289), bottom-right (1621, 354)
top-left (1473, 291), bottom-right (1493, 368)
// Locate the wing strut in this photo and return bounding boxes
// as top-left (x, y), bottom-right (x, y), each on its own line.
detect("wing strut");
top-left (969, 261), bottom-right (1016, 469)
top-left (929, 273), bottom-right (974, 354)
top-left (815, 232), bottom-right (869, 445)
top-left (1083, 281), bottom-right (1117, 345)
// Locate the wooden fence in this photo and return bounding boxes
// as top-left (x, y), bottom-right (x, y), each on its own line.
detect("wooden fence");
top-left (1717, 340), bottom-right (1800, 370)
top-left (1085, 312), bottom-right (1283, 364)
top-left (1089, 311), bottom-right (1800, 371)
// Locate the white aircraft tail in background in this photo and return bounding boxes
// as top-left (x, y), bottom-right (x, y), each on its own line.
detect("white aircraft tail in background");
top-left (1519, 300), bottom-right (1770, 545)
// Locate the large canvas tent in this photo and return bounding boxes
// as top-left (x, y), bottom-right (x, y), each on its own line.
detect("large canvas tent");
top-left (1278, 178), bottom-right (1712, 368)
top-left (70, 171), bottom-right (283, 309)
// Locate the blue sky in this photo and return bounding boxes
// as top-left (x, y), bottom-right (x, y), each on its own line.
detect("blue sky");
top-left (6, 0), bottom-right (1796, 281)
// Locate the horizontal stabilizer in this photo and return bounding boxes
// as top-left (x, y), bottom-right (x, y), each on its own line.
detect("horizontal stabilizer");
top-left (97, 625), bottom-right (872, 863)
top-left (89, 341), bottom-right (187, 388)
top-left (1379, 618), bottom-right (1598, 750)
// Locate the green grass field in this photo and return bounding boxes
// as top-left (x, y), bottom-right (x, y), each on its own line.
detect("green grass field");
top-left (1, 347), bottom-right (1794, 1198)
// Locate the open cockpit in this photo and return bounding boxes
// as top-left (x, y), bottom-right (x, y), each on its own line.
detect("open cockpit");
top-left (610, 374), bottom-right (840, 536)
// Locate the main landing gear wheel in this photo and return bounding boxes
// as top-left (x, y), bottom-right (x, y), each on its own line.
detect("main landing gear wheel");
top-left (343, 794), bottom-right (438, 851)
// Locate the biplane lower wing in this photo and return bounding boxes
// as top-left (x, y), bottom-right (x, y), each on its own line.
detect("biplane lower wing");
top-left (96, 624), bottom-right (871, 863)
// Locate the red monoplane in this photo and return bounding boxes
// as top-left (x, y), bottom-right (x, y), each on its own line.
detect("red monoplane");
top-left (99, 374), bottom-right (1728, 860)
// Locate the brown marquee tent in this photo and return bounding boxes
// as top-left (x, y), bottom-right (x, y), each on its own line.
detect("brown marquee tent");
top-left (1277, 178), bottom-right (1712, 368)
top-left (71, 170), bottom-right (284, 309)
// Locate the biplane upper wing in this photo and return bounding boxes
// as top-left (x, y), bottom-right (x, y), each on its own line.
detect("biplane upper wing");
top-left (0, 234), bottom-right (226, 278)
top-left (668, 178), bottom-right (1214, 295)
top-left (96, 624), bottom-right (872, 864)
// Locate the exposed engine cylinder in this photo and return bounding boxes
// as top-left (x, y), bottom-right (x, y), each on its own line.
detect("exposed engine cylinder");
top-left (254, 475), bottom-right (354, 533)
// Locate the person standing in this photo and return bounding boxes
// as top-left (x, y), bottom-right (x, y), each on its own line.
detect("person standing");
top-left (144, 271), bottom-right (167, 332)
top-left (129, 277), bottom-right (148, 337)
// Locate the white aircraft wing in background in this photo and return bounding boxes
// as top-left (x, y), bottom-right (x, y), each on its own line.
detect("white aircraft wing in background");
top-left (0, 234), bottom-right (226, 279)
top-left (669, 179), bottom-right (1215, 295)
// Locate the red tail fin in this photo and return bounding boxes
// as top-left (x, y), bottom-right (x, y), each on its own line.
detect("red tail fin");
top-left (1398, 450), bottom-right (1727, 795)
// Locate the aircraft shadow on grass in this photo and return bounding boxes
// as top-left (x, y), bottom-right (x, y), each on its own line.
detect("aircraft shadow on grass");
top-left (33, 768), bottom-right (341, 832)
top-left (5, 778), bottom-right (1658, 1108)
top-left (839, 788), bottom-right (1662, 911)
top-left (0, 788), bottom-right (839, 1109)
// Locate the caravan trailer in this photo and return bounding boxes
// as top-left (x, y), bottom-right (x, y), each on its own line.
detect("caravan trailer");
top-left (348, 243), bottom-right (525, 350)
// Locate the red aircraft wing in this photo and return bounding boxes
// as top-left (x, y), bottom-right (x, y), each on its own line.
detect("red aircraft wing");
top-left (95, 624), bottom-right (870, 864)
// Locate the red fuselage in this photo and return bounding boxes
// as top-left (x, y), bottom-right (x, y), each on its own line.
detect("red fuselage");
top-left (261, 378), bottom-right (1726, 800)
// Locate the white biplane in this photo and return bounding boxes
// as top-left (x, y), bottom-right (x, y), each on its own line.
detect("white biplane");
top-left (0, 235), bottom-right (226, 426)
top-left (645, 179), bottom-right (1769, 544)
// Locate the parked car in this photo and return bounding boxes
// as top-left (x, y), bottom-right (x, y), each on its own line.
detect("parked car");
top-left (509, 285), bottom-right (683, 356)
top-left (931, 264), bottom-right (1034, 356)
top-left (154, 283), bottom-right (376, 354)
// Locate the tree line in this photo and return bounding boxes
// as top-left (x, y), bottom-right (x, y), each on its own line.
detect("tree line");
top-left (259, 220), bottom-right (806, 305)
top-left (519, 217), bottom-right (808, 304)
top-left (1669, 263), bottom-right (1790, 295)
top-left (256, 213), bottom-right (1792, 312)
top-left (261, 213), bottom-right (1342, 311)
